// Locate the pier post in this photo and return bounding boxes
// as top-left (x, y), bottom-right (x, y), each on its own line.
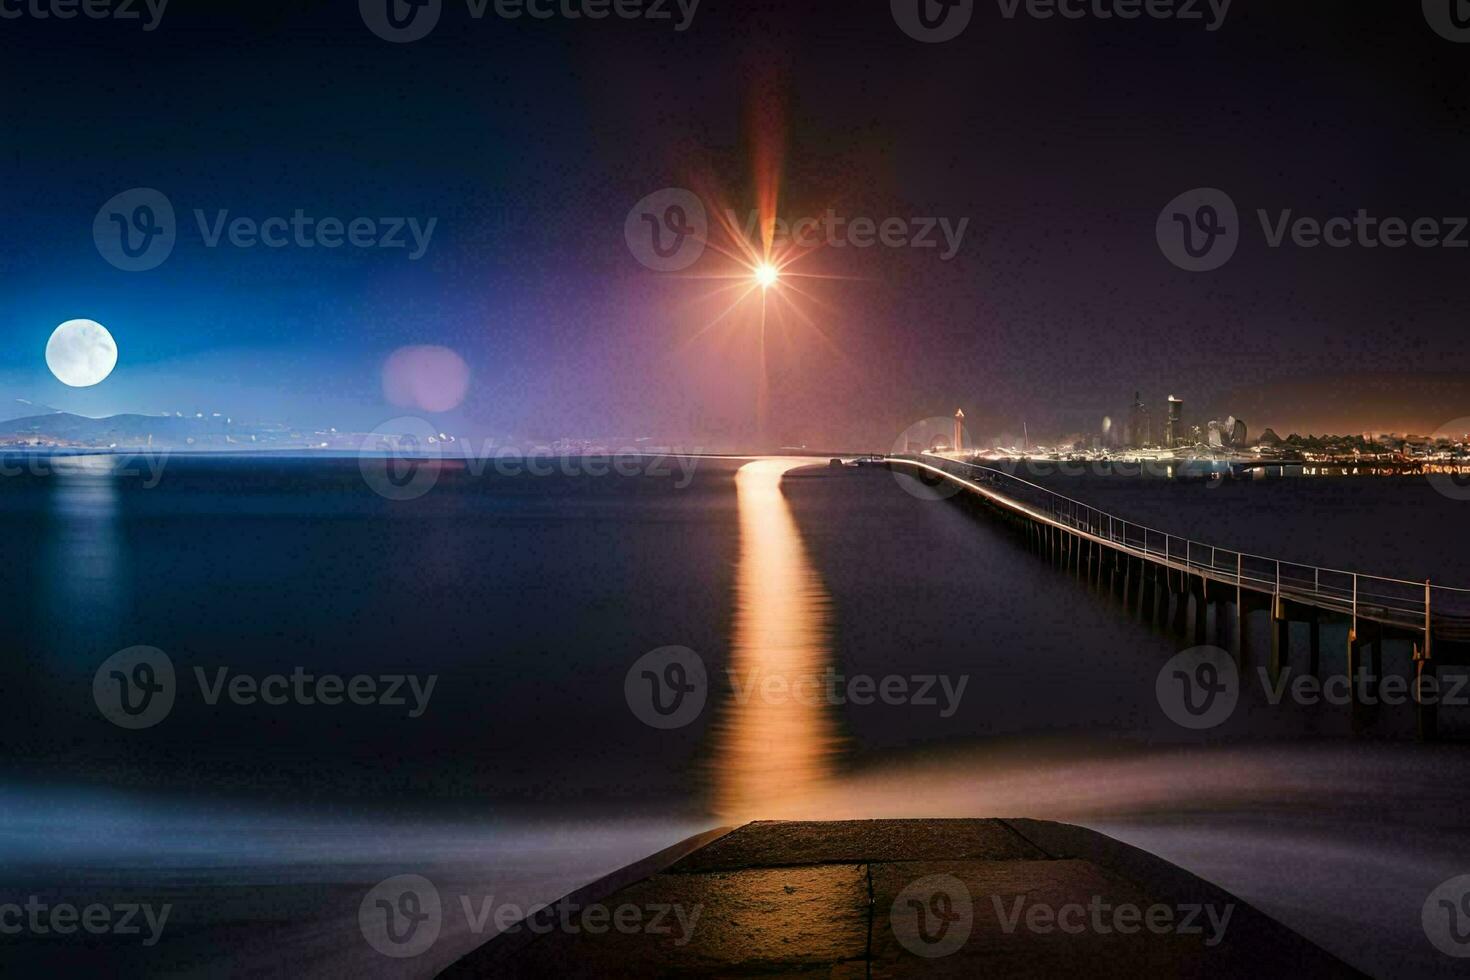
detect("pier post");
top-left (1345, 629), bottom-right (1355, 692)
top-left (1193, 577), bottom-right (1208, 646)
top-left (1346, 628), bottom-right (1365, 733)
top-left (1238, 592), bottom-right (1251, 669)
top-left (1307, 608), bottom-right (1320, 676)
top-left (1153, 565), bottom-right (1168, 627)
top-left (1366, 622), bottom-right (1383, 705)
top-left (1139, 562), bottom-right (1156, 622)
top-left (1171, 571), bottom-right (1188, 635)
top-left (1269, 594), bottom-right (1288, 686)
top-left (1231, 584), bottom-right (1241, 653)
top-left (1416, 581), bottom-right (1437, 742)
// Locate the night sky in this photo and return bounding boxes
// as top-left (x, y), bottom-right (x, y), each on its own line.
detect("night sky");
top-left (3, 1), bottom-right (1469, 447)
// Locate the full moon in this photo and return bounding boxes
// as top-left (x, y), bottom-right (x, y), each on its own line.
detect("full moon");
top-left (46, 319), bottom-right (118, 387)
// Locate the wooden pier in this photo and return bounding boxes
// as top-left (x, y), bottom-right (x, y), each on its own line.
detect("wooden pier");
top-left (888, 454), bottom-right (1470, 740)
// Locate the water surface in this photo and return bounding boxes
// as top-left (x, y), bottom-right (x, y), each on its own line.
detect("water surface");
top-left (3, 455), bottom-right (1467, 977)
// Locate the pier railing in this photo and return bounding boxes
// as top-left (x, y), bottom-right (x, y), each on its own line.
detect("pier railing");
top-left (897, 454), bottom-right (1470, 640)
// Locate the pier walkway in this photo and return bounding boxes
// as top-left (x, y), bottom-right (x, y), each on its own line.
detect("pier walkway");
top-left (891, 454), bottom-right (1470, 642)
top-left (440, 819), bottom-right (1360, 977)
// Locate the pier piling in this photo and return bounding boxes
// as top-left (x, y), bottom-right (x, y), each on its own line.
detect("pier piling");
top-left (1193, 577), bottom-right (1208, 646)
top-left (1269, 595), bottom-right (1288, 686)
top-left (1308, 609), bottom-right (1321, 676)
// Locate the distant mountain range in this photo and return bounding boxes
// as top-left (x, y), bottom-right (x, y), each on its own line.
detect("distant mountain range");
top-left (0, 411), bottom-right (333, 450)
top-left (0, 399), bottom-right (55, 424)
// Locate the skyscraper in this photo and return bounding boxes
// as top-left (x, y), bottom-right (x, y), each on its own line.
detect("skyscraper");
top-left (1166, 396), bottom-right (1184, 449)
top-left (1127, 391), bottom-right (1150, 448)
top-left (953, 409), bottom-right (965, 454)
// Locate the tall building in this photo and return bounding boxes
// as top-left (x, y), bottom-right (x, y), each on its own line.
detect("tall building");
top-left (1165, 396), bottom-right (1184, 448)
top-left (1127, 391), bottom-right (1150, 448)
top-left (953, 409), bottom-right (965, 454)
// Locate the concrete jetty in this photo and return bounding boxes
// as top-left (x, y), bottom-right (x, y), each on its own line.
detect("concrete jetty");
top-left (440, 818), bottom-right (1360, 977)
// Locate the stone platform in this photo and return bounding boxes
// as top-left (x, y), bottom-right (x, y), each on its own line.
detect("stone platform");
top-left (440, 818), bottom-right (1361, 978)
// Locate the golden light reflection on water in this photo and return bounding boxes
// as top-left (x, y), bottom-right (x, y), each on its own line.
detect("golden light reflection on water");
top-left (710, 458), bottom-right (845, 821)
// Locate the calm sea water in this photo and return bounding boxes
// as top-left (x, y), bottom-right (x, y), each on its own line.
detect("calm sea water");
top-left (2, 455), bottom-right (1468, 977)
